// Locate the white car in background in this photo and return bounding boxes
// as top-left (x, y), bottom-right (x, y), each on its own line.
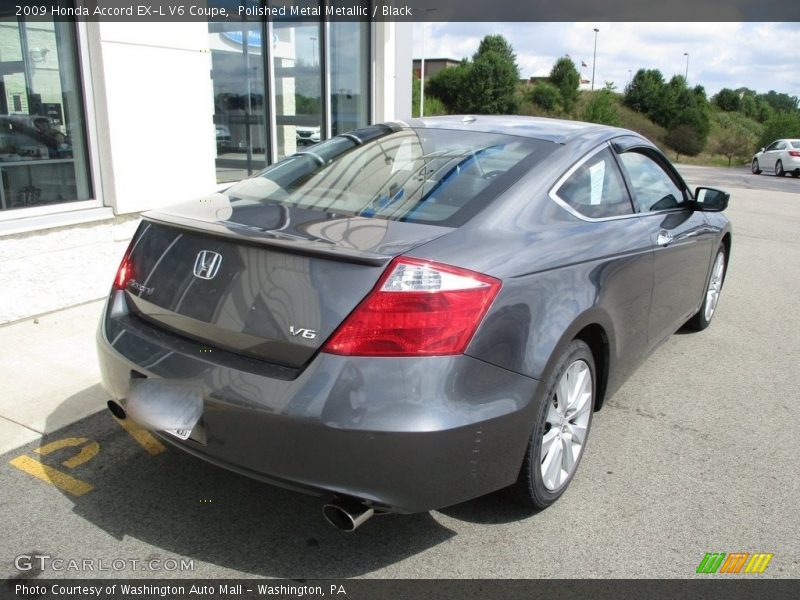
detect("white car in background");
top-left (751, 139), bottom-right (800, 178)
top-left (296, 126), bottom-right (321, 146)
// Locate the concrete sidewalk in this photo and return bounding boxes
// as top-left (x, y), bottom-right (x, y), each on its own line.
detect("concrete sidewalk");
top-left (0, 299), bottom-right (109, 454)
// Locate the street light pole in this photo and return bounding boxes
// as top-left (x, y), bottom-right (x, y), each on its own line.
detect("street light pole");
top-left (310, 36), bottom-right (317, 66)
top-left (591, 28), bottom-right (599, 91)
top-left (683, 52), bottom-right (689, 84)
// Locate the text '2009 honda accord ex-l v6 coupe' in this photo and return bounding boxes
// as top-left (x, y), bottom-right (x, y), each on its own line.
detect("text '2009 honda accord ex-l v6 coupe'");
top-left (97, 116), bottom-right (731, 531)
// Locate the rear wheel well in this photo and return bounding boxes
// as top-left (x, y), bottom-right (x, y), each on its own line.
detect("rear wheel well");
top-left (574, 324), bottom-right (609, 411)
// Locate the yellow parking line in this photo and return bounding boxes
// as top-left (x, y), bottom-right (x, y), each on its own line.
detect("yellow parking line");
top-left (113, 416), bottom-right (166, 455)
top-left (35, 437), bottom-right (89, 455)
top-left (61, 442), bottom-right (100, 469)
top-left (9, 455), bottom-right (93, 497)
top-left (35, 437), bottom-right (100, 468)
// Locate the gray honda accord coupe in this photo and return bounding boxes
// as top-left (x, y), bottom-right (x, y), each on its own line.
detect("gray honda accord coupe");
top-left (97, 116), bottom-right (731, 531)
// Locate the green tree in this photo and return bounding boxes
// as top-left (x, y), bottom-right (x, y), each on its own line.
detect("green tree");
top-left (714, 88), bottom-right (741, 112)
top-left (666, 101), bottom-right (710, 159)
top-left (713, 113), bottom-right (758, 166)
top-left (760, 90), bottom-right (799, 113)
top-left (425, 34), bottom-right (520, 115)
top-left (464, 41), bottom-right (520, 113)
top-left (582, 90), bottom-right (620, 126)
top-left (758, 112), bottom-right (800, 148)
top-left (665, 123), bottom-right (704, 159)
top-left (530, 82), bottom-right (560, 111)
top-left (624, 69), bottom-right (666, 116)
top-left (474, 34), bottom-right (518, 70)
top-left (426, 62), bottom-right (470, 112)
top-left (650, 75), bottom-right (686, 127)
top-left (549, 57), bottom-right (580, 112)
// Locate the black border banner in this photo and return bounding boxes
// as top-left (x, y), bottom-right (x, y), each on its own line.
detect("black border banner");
top-left (4, 579), bottom-right (800, 600)
top-left (4, 0), bottom-right (800, 22)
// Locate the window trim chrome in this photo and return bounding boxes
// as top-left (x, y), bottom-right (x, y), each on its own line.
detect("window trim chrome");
top-left (548, 141), bottom-right (690, 223)
top-left (548, 142), bottom-right (639, 223)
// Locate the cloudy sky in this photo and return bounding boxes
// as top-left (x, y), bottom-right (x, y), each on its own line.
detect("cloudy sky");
top-left (412, 22), bottom-right (800, 98)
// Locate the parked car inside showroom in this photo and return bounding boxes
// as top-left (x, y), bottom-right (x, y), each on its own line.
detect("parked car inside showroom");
top-left (97, 116), bottom-right (731, 531)
top-left (751, 138), bottom-right (800, 177)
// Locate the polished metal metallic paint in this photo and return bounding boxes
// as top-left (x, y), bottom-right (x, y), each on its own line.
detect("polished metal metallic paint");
top-left (97, 116), bottom-right (732, 513)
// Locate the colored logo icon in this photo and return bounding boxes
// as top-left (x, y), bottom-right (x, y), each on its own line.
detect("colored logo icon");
top-left (697, 552), bottom-right (774, 574)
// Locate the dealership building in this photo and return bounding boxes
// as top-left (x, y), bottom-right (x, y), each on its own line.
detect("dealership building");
top-left (0, 11), bottom-right (411, 323)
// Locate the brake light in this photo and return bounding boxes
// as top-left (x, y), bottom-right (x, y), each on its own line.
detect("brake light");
top-left (322, 257), bottom-right (501, 356)
top-left (788, 150), bottom-right (800, 157)
top-left (113, 255), bottom-right (133, 290)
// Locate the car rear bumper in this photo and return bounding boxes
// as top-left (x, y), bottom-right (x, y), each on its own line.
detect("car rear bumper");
top-left (783, 156), bottom-right (800, 170)
top-left (97, 297), bottom-right (540, 513)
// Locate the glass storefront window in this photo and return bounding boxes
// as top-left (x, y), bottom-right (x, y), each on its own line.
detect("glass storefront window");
top-left (330, 16), bottom-right (370, 135)
top-left (0, 17), bottom-right (91, 211)
top-left (273, 6), bottom-right (322, 160)
top-left (207, 3), bottom-right (370, 184)
top-left (209, 21), bottom-right (266, 184)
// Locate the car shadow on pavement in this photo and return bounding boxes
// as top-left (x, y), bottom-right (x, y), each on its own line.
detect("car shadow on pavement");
top-left (437, 493), bottom-right (540, 525)
top-left (3, 386), bottom-right (456, 579)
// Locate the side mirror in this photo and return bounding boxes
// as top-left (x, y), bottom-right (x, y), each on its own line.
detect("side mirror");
top-left (760, 147), bottom-right (765, 153)
top-left (693, 187), bottom-right (729, 212)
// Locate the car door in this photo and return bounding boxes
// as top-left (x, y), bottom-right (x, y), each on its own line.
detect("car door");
top-left (762, 141), bottom-right (782, 170)
top-left (548, 144), bottom-right (654, 384)
top-left (615, 147), bottom-right (715, 346)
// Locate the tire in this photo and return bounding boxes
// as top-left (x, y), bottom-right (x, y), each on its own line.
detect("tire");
top-left (510, 339), bottom-right (595, 510)
top-left (775, 160), bottom-right (785, 177)
top-left (792, 170), bottom-right (799, 179)
top-left (686, 246), bottom-right (726, 331)
top-left (751, 159), bottom-right (761, 174)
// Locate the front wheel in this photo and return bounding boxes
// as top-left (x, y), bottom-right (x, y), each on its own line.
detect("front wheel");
top-left (510, 339), bottom-right (595, 510)
top-left (751, 159), bottom-right (761, 174)
top-left (775, 160), bottom-right (785, 177)
top-left (686, 246), bottom-right (726, 331)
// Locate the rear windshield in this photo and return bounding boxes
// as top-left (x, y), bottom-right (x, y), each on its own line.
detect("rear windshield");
top-left (791, 141), bottom-right (800, 149)
top-left (226, 125), bottom-right (556, 226)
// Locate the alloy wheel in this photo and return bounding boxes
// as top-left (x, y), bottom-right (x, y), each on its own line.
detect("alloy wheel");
top-left (540, 359), bottom-right (593, 491)
top-left (704, 251), bottom-right (725, 322)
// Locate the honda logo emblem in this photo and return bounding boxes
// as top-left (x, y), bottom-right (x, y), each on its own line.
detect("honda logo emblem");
top-left (193, 251), bottom-right (222, 280)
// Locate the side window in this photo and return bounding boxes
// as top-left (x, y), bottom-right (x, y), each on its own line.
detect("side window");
top-left (618, 151), bottom-right (685, 213)
top-left (775, 142), bottom-right (787, 151)
top-left (765, 141), bottom-right (780, 151)
top-left (555, 148), bottom-right (633, 218)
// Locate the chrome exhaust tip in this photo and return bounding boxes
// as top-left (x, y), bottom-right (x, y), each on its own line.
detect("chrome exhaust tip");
top-left (107, 400), bottom-right (126, 420)
top-left (322, 498), bottom-right (375, 532)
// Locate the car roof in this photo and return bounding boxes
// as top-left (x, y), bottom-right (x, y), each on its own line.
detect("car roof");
top-left (403, 115), bottom-right (637, 145)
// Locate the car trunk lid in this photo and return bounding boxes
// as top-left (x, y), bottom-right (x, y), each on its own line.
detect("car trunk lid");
top-left (121, 197), bottom-right (451, 368)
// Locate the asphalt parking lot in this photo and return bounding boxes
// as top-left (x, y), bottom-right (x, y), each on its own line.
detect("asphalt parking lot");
top-left (1, 167), bottom-right (798, 580)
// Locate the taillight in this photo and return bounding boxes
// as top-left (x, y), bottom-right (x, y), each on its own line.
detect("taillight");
top-left (788, 150), bottom-right (800, 157)
top-left (113, 255), bottom-right (133, 290)
top-left (322, 257), bottom-right (501, 357)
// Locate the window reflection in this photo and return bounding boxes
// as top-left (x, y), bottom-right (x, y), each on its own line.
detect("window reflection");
top-left (207, 2), bottom-right (371, 184)
top-left (209, 22), bottom-right (266, 183)
top-left (0, 18), bottom-right (91, 210)
top-left (330, 16), bottom-right (369, 135)
top-left (273, 9), bottom-right (322, 160)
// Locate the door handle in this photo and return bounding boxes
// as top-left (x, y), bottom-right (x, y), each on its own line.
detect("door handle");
top-left (656, 230), bottom-right (673, 247)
